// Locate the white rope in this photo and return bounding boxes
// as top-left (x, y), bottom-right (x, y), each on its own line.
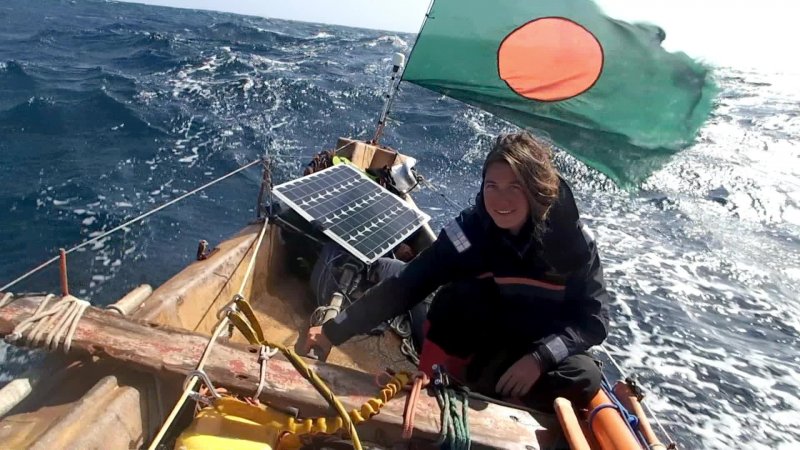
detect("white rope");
top-left (598, 344), bottom-right (675, 446)
top-left (420, 178), bottom-right (464, 212)
top-left (8, 294), bottom-right (55, 344)
top-left (1, 159), bottom-right (263, 293)
top-left (0, 292), bottom-right (13, 309)
top-left (6, 295), bottom-right (90, 353)
top-left (598, 343), bottom-right (627, 377)
top-left (146, 315), bottom-right (230, 450)
top-left (255, 345), bottom-right (279, 400)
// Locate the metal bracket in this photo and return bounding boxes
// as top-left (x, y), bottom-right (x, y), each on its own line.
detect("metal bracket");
top-left (184, 369), bottom-right (222, 399)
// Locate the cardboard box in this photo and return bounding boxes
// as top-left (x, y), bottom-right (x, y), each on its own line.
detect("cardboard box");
top-left (335, 138), bottom-right (405, 170)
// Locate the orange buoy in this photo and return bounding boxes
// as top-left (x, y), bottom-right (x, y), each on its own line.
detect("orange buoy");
top-left (613, 381), bottom-right (668, 450)
top-left (586, 389), bottom-right (643, 450)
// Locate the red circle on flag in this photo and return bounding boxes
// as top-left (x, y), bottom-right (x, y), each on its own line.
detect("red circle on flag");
top-left (498, 17), bottom-right (603, 102)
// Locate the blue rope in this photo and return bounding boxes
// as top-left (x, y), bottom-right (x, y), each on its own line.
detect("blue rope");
top-left (595, 374), bottom-right (652, 447)
top-left (587, 402), bottom-right (619, 434)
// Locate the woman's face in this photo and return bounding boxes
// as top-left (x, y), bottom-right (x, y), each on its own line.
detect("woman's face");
top-left (483, 161), bottom-right (530, 235)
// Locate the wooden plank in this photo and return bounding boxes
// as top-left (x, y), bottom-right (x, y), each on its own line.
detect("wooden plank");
top-left (0, 295), bottom-right (555, 449)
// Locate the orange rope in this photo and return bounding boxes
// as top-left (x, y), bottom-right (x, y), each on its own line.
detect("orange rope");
top-left (402, 372), bottom-right (430, 440)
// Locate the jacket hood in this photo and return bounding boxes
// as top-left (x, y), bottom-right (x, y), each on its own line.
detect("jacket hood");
top-left (474, 175), bottom-right (590, 273)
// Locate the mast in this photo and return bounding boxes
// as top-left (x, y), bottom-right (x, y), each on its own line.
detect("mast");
top-left (371, 52), bottom-right (405, 145)
top-left (370, 0), bottom-right (435, 145)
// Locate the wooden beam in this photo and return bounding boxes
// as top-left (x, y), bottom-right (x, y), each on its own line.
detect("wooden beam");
top-left (0, 295), bottom-right (554, 449)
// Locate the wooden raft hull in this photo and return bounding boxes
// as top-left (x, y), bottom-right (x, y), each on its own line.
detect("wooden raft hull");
top-left (0, 223), bottom-right (561, 449)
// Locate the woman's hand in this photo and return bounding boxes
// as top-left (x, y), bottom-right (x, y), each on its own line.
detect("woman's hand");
top-left (495, 353), bottom-right (543, 398)
top-left (299, 325), bottom-right (333, 359)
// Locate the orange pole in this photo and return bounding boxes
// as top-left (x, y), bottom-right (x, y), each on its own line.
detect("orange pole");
top-left (613, 382), bottom-right (668, 450)
top-left (587, 389), bottom-right (643, 450)
top-left (59, 248), bottom-right (69, 297)
top-left (554, 397), bottom-right (591, 450)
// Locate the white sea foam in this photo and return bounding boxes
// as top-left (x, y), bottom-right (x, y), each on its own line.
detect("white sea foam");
top-left (366, 35), bottom-right (408, 49)
top-left (311, 31), bottom-right (333, 39)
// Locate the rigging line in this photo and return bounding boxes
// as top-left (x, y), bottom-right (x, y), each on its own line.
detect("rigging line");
top-left (420, 178), bottom-right (464, 212)
top-left (598, 344), bottom-right (676, 446)
top-left (1, 158), bottom-right (263, 293)
top-left (401, 0), bottom-right (435, 83)
top-left (148, 216), bottom-right (271, 450)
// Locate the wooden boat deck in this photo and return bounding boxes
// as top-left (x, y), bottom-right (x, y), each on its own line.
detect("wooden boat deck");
top-left (0, 140), bottom-right (564, 448)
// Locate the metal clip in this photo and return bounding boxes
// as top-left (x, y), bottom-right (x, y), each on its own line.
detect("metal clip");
top-left (431, 364), bottom-right (450, 388)
top-left (187, 391), bottom-right (215, 407)
top-left (216, 293), bottom-right (244, 320)
top-left (184, 369), bottom-right (222, 399)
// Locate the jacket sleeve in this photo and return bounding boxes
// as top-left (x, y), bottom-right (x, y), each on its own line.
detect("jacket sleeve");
top-left (323, 225), bottom-right (467, 346)
top-left (532, 225), bottom-right (610, 371)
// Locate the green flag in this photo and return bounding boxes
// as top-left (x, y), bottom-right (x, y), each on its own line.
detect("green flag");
top-left (402, 0), bottom-right (717, 186)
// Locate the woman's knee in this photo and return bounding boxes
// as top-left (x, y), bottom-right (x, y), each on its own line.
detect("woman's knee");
top-left (559, 354), bottom-right (602, 406)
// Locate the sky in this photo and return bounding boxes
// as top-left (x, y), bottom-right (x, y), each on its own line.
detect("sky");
top-left (123, 0), bottom-right (796, 73)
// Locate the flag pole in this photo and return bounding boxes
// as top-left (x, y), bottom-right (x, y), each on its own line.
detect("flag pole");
top-left (370, 0), bottom-right (436, 145)
top-left (371, 52), bottom-right (406, 145)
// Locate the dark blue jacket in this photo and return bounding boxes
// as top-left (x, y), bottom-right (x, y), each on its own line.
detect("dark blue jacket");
top-left (324, 178), bottom-right (609, 371)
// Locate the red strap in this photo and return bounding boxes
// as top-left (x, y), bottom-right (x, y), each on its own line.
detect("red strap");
top-left (402, 372), bottom-right (430, 440)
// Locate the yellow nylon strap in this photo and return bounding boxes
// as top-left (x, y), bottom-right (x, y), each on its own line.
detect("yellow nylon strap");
top-left (227, 310), bottom-right (262, 345)
top-left (233, 296), bottom-right (265, 343)
top-left (224, 297), bottom-right (364, 450)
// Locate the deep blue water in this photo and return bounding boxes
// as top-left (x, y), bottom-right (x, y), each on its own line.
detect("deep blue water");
top-left (1, 1), bottom-right (799, 448)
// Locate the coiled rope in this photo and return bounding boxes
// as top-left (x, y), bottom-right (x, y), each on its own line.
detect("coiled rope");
top-left (4, 294), bottom-right (90, 353)
top-left (431, 365), bottom-right (470, 450)
top-left (0, 292), bottom-right (13, 309)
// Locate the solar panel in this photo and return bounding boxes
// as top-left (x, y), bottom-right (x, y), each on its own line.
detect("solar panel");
top-left (273, 163), bottom-right (430, 264)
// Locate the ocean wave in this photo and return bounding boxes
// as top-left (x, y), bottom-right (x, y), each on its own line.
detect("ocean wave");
top-left (363, 34), bottom-right (409, 49)
top-left (0, 60), bottom-right (36, 88)
top-left (0, 60), bottom-right (38, 112)
top-left (310, 31), bottom-right (334, 40)
top-left (0, 88), bottom-right (162, 137)
top-left (208, 20), bottom-right (309, 46)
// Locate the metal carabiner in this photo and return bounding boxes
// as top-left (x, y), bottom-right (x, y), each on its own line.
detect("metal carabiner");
top-left (216, 293), bottom-right (244, 320)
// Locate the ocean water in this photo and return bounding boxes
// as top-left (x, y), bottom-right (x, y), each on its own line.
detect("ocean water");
top-left (1, 0), bottom-right (799, 448)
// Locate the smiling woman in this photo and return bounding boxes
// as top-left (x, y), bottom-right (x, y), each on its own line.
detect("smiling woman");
top-left (482, 133), bottom-right (560, 236)
top-left (303, 131), bottom-right (610, 412)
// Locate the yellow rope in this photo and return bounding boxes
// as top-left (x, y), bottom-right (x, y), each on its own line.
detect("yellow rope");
top-left (277, 371), bottom-right (410, 449)
top-left (227, 298), bottom-right (393, 450)
top-left (190, 371), bottom-right (410, 450)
